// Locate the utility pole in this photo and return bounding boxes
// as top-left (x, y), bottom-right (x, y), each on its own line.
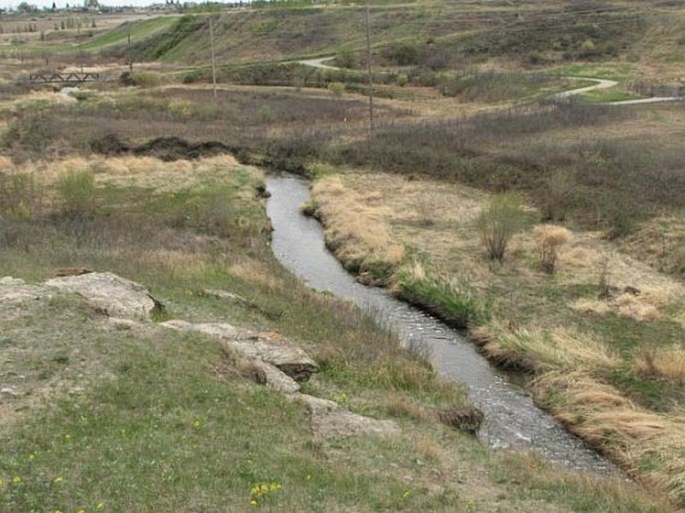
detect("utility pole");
top-left (209, 16), bottom-right (218, 99)
top-left (365, 6), bottom-right (375, 138)
top-left (127, 28), bottom-right (132, 72)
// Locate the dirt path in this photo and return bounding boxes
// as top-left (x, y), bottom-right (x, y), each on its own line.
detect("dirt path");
top-left (553, 77), bottom-right (618, 99)
top-left (297, 57), bottom-right (682, 105)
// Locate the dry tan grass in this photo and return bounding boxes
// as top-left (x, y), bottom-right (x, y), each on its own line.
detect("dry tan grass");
top-left (311, 176), bottom-right (405, 278)
top-left (310, 168), bottom-right (685, 503)
top-left (0, 155), bottom-right (13, 169)
top-left (635, 345), bottom-right (685, 384)
top-left (411, 434), bottom-right (445, 465)
top-left (383, 393), bottom-right (431, 422)
top-left (0, 154), bottom-right (245, 192)
top-left (138, 249), bottom-right (210, 280)
top-left (229, 258), bottom-right (286, 292)
top-left (480, 324), bottom-right (619, 372)
top-left (533, 224), bottom-right (572, 273)
top-left (535, 370), bottom-right (685, 503)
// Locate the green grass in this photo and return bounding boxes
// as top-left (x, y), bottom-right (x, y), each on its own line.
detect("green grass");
top-left (580, 88), bottom-right (643, 103)
top-left (0, 153), bottom-right (674, 512)
top-left (80, 16), bottom-right (179, 52)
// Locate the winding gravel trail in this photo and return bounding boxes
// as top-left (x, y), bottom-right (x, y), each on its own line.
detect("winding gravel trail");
top-left (297, 57), bottom-right (682, 105)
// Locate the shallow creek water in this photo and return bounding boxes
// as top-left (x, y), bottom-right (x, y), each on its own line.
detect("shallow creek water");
top-left (266, 173), bottom-right (621, 476)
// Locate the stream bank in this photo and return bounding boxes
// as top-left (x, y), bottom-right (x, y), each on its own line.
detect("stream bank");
top-left (266, 173), bottom-right (621, 476)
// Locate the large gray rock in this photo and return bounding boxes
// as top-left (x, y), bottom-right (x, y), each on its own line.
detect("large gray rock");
top-left (294, 394), bottom-right (401, 440)
top-left (45, 272), bottom-right (160, 320)
top-left (162, 320), bottom-right (318, 381)
top-left (0, 276), bottom-right (51, 320)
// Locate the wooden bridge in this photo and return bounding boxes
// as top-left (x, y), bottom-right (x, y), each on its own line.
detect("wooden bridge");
top-left (29, 72), bottom-right (100, 85)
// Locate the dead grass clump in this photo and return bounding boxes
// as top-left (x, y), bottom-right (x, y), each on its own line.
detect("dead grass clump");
top-left (533, 224), bottom-right (571, 273)
top-left (480, 324), bottom-right (618, 373)
top-left (315, 343), bottom-right (345, 370)
top-left (411, 435), bottom-right (444, 464)
top-left (55, 157), bottom-right (91, 176)
top-left (311, 176), bottom-right (405, 281)
top-left (635, 345), bottom-right (685, 384)
top-left (383, 393), bottom-right (430, 422)
top-left (138, 249), bottom-right (209, 280)
top-left (229, 259), bottom-right (285, 292)
top-left (0, 155), bottom-right (14, 170)
top-left (572, 298), bottom-right (612, 316)
top-left (572, 295), bottom-right (662, 322)
top-left (534, 370), bottom-right (685, 503)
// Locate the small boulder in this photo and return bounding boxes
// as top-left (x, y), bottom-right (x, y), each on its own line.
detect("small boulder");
top-left (162, 321), bottom-right (318, 381)
top-left (45, 272), bottom-right (162, 321)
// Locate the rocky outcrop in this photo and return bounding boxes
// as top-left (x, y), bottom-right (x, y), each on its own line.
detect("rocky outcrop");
top-left (162, 319), bottom-right (400, 440)
top-left (161, 320), bottom-right (318, 381)
top-left (0, 277), bottom-right (51, 320)
top-left (295, 394), bottom-right (401, 441)
top-left (45, 272), bottom-right (162, 320)
top-left (0, 272), bottom-right (399, 441)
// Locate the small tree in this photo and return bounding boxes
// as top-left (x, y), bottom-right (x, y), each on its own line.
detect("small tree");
top-left (541, 168), bottom-right (576, 221)
top-left (476, 192), bottom-right (526, 261)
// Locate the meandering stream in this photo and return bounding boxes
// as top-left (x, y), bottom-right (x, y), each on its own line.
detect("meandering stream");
top-left (266, 173), bottom-right (621, 476)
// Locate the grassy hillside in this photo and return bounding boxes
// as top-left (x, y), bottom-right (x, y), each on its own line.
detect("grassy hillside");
top-left (0, 154), bottom-right (669, 513)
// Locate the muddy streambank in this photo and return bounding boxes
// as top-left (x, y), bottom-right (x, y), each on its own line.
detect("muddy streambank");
top-left (265, 172), bottom-right (624, 477)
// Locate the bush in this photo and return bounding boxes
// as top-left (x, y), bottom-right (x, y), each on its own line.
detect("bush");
top-left (56, 169), bottom-right (96, 218)
top-left (327, 82), bottom-right (345, 97)
top-left (0, 172), bottom-right (42, 220)
top-left (476, 192), bottom-right (527, 260)
top-left (540, 168), bottom-right (576, 221)
top-left (533, 224), bottom-right (571, 273)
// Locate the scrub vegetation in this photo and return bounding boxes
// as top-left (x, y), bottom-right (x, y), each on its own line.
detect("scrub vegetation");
top-left (1, 0), bottom-right (685, 509)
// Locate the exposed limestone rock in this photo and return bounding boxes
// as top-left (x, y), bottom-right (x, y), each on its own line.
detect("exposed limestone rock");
top-left (0, 276), bottom-right (50, 319)
top-left (248, 359), bottom-right (300, 394)
top-left (161, 320), bottom-right (318, 381)
top-left (295, 394), bottom-right (401, 440)
top-left (45, 272), bottom-right (161, 320)
top-left (0, 277), bottom-right (26, 287)
top-left (202, 288), bottom-right (280, 320)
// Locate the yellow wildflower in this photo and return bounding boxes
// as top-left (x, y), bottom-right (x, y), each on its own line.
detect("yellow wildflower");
top-left (96, 502), bottom-right (105, 510)
top-left (250, 500), bottom-right (258, 506)
top-left (53, 476), bottom-right (64, 484)
top-left (12, 476), bottom-right (21, 485)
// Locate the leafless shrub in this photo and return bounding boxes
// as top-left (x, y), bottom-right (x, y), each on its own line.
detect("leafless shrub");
top-left (476, 192), bottom-right (527, 261)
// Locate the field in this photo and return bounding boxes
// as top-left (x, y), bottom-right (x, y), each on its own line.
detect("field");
top-left (1, 0), bottom-right (684, 510)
